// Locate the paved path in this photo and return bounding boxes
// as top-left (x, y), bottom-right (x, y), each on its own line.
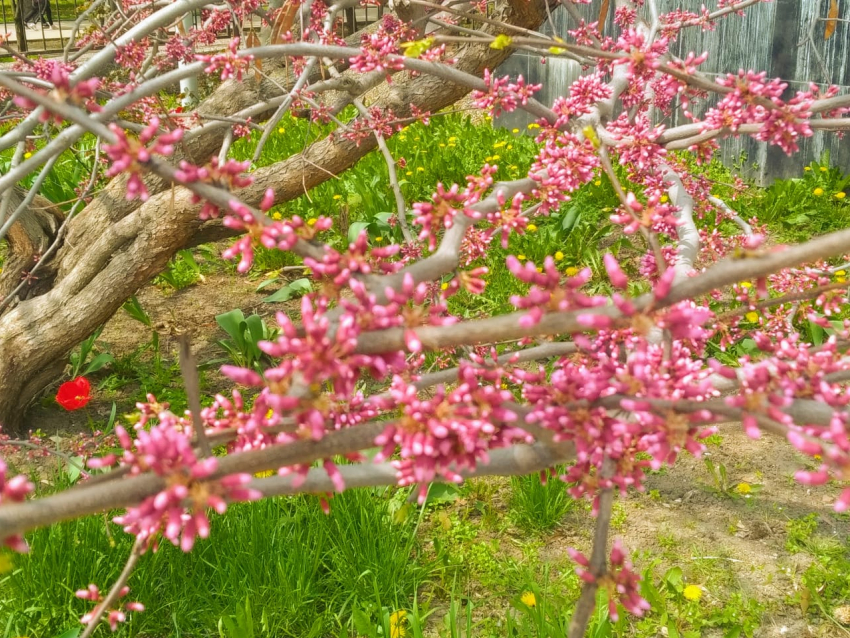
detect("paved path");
top-left (2, 20), bottom-right (80, 44)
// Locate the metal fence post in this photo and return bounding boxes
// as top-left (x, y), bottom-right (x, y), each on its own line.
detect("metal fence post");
top-left (11, 0), bottom-right (27, 52)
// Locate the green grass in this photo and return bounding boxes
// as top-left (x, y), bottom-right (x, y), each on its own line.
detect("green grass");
top-left (0, 486), bottom-right (431, 637)
top-left (509, 467), bottom-right (575, 533)
top-left (7, 103), bottom-right (850, 638)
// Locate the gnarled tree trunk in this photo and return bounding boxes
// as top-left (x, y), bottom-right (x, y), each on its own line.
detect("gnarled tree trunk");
top-left (0, 0), bottom-right (550, 432)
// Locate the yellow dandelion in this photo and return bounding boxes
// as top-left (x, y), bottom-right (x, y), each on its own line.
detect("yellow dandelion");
top-left (836, 192), bottom-right (846, 199)
top-left (804, 166), bottom-right (812, 171)
top-left (448, 143), bottom-right (456, 148)
top-left (536, 267), bottom-right (543, 273)
top-left (375, 236), bottom-right (383, 242)
top-left (736, 482), bottom-right (752, 495)
top-left (526, 223), bottom-right (538, 232)
top-left (491, 154), bottom-right (500, 160)
top-left (835, 270), bottom-right (846, 276)
top-left (739, 281), bottom-right (752, 288)
top-left (333, 194), bottom-right (342, 200)
top-left (406, 171), bottom-right (413, 176)
top-left (23, 152), bottom-right (32, 159)
top-left (417, 167), bottom-right (425, 172)
top-left (517, 254), bottom-right (527, 261)
top-left (660, 195), bottom-right (669, 203)
top-left (554, 251), bottom-right (564, 261)
top-left (507, 144), bottom-right (513, 150)
top-left (814, 187), bottom-right (824, 196)
top-left (448, 136), bottom-right (458, 142)
top-left (439, 143), bottom-right (446, 148)
top-left (683, 585), bottom-right (703, 602)
top-left (255, 469), bottom-right (274, 478)
top-left (399, 135), bottom-right (407, 141)
top-left (493, 141), bottom-right (506, 148)
top-left (520, 591), bottom-right (537, 607)
top-left (440, 282), bottom-right (449, 290)
top-left (272, 212), bottom-right (282, 220)
top-left (838, 277), bottom-right (847, 283)
top-left (512, 128), bottom-right (520, 133)
top-left (594, 180), bottom-right (602, 187)
top-left (528, 123), bottom-right (540, 130)
top-left (565, 266), bottom-right (579, 276)
top-left (820, 166), bottom-right (828, 172)
top-left (509, 165), bottom-right (518, 171)
top-left (745, 311), bottom-right (759, 322)
top-left (277, 127), bottom-right (285, 134)
top-left (307, 218), bottom-right (318, 226)
top-left (389, 610), bottom-right (407, 638)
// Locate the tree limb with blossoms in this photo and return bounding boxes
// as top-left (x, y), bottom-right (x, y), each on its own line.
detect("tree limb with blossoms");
top-left (2, 0), bottom-right (850, 634)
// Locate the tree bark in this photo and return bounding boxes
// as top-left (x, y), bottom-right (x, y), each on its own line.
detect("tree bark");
top-left (0, 0), bottom-right (550, 432)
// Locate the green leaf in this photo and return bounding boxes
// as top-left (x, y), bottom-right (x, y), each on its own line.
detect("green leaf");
top-left (785, 212), bottom-right (810, 225)
top-left (561, 205), bottom-right (580, 231)
top-left (666, 617), bottom-right (680, 638)
top-left (664, 566), bottom-right (684, 593)
top-left (82, 352), bottom-right (115, 376)
top-left (66, 456), bottom-right (85, 485)
top-left (263, 278), bottom-right (313, 303)
top-left (348, 221), bottom-right (370, 244)
top-left (54, 628), bottom-right (82, 638)
top-left (808, 320), bottom-right (825, 346)
top-left (105, 402), bottom-right (118, 432)
top-left (423, 483), bottom-right (460, 505)
top-left (177, 249), bottom-right (202, 274)
top-left (256, 277), bottom-right (282, 291)
top-left (245, 314), bottom-right (266, 347)
top-left (216, 309), bottom-right (248, 345)
top-left (352, 608), bottom-right (374, 637)
top-left (122, 295), bottom-right (152, 327)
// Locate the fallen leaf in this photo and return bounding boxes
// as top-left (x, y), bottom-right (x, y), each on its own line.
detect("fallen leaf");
top-left (825, 0), bottom-right (839, 40)
top-left (598, 0), bottom-right (610, 34)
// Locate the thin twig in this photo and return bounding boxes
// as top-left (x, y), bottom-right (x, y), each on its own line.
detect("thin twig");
top-left (79, 536), bottom-right (145, 638)
top-left (177, 334), bottom-right (213, 458)
top-left (568, 457), bottom-right (616, 638)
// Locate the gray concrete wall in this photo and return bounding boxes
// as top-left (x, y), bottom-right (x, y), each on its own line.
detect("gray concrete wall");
top-left (495, 0), bottom-right (850, 184)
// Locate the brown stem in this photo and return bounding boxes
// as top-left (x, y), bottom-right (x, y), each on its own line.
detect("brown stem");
top-left (568, 457), bottom-right (616, 638)
top-left (177, 334), bottom-right (212, 459)
top-left (79, 536), bottom-right (145, 638)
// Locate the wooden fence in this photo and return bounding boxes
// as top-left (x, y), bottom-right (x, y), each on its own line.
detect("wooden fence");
top-left (497, 0), bottom-right (850, 183)
top-left (2, 0), bottom-right (848, 181)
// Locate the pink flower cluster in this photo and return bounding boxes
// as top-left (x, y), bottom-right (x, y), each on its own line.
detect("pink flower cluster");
top-left (0, 459), bottom-right (34, 552)
top-left (77, 584), bottom-right (145, 631)
top-left (102, 409), bottom-right (260, 551)
top-left (568, 540), bottom-right (650, 621)
top-left (471, 70), bottom-right (542, 117)
top-left (196, 37), bottom-right (255, 81)
top-left (373, 362), bottom-right (529, 502)
top-left (103, 118), bottom-right (183, 201)
top-left (13, 59), bottom-right (101, 124)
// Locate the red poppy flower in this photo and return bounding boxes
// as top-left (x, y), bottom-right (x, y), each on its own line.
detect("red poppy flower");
top-left (56, 377), bottom-right (92, 411)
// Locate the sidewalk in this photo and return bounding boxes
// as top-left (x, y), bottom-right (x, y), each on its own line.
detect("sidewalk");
top-left (3, 19), bottom-right (80, 44)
